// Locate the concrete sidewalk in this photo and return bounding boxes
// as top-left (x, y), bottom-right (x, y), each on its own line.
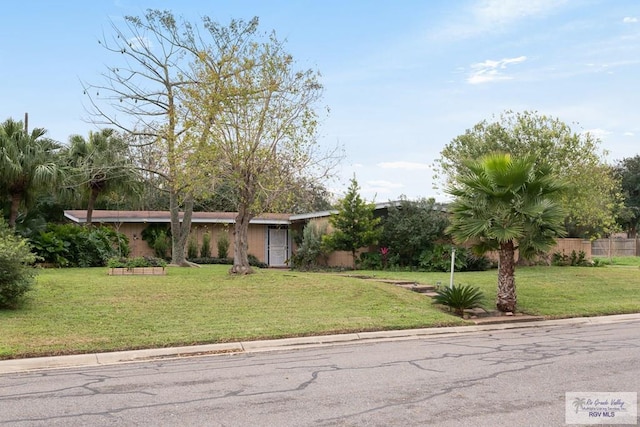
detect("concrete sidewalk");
top-left (2, 313), bottom-right (639, 375)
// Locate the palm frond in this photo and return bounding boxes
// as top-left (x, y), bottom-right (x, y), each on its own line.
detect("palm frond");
top-left (446, 152), bottom-right (566, 256)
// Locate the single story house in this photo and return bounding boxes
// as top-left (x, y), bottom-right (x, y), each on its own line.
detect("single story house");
top-left (64, 203), bottom-right (592, 267)
top-left (64, 203), bottom-right (398, 268)
top-left (64, 210), bottom-right (292, 267)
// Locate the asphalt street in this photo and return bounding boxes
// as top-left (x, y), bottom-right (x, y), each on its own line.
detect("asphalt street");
top-left (1, 316), bottom-right (639, 426)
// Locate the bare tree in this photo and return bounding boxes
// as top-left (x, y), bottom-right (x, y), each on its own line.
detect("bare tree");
top-left (83, 10), bottom-right (261, 265)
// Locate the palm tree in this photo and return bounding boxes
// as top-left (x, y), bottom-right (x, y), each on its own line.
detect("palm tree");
top-left (63, 129), bottom-right (140, 226)
top-left (446, 153), bottom-right (566, 312)
top-left (0, 118), bottom-right (63, 227)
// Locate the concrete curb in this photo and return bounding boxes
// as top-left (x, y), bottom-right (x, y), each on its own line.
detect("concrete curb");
top-left (2, 313), bottom-right (639, 374)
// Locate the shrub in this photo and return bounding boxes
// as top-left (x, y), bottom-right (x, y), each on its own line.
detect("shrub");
top-left (152, 230), bottom-right (170, 259)
top-left (247, 254), bottom-right (268, 269)
top-left (187, 238), bottom-right (199, 259)
top-left (463, 251), bottom-right (494, 271)
top-left (200, 233), bottom-right (211, 258)
top-left (380, 197), bottom-right (449, 267)
top-left (552, 251), bottom-right (567, 266)
top-left (419, 244), bottom-right (465, 272)
top-left (187, 257), bottom-right (233, 265)
top-left (552, 250), bottom-right (593, 267)
top-left (432, 284), bottom-right (485, 317)
top-left (103, 227), bottom-right (129, 261)
top-left (141, 225), bottom-right (171, 259)
top-left (419, 245), bottom-right (492, 272)
top-left (107, 256), bottom-right (167, 268)
top-left (216, 231), bottom-right (229, 259)
top-left (30, 224), bottom-right (129, 267)
top-left (0, 219), bottom-right (38, 308)
top-left (290, 222), bottom-right (329, 270)
top-left (30, 230), bottom-right (70, 267)
top-left (84, 226), bottom-right (130, 265)
top-left (358, 251), bottom-right (382, 270)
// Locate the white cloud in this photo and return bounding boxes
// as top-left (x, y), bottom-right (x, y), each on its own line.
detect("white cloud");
top-left (623, 132), bottom-right (635, 136)
top-left (363, 180), bottom-right (404, 196)
top-left (623, 17), bottom-right (638, 24)
top-left (474, 0), bottom-right (562, 25)
top-left (377, 161), bottom-right (432, 171)
top-left (583, 128), bottom-right (611, 139)
top-left (467, 56), bottom-right (527, 84)
top-left (432, 0), bottom-right (567, 40)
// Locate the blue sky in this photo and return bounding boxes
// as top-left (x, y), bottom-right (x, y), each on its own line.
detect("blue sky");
top-left (2, 0), bottom-right (639, 202)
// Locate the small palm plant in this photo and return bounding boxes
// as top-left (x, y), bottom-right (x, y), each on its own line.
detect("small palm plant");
top-left (432, 284), bottom-right (485, 317)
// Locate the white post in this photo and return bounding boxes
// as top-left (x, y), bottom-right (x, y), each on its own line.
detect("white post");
top-left (449, 247), bottom-right (456, 288)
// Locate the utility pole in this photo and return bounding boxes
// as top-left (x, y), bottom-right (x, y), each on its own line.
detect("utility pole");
top-left (24, 112), bottom-right (28, 134)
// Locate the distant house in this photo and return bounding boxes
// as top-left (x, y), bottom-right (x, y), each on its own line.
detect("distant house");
top-left (64, 203), bottom-right (398, 268)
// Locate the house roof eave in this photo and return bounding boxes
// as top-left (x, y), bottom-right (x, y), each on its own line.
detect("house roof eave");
top-left (64, 210), bottom-right (291, 226)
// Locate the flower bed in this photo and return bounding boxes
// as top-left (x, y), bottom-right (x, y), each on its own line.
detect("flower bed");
top-left (107, 256), bottom-right (167, 275)
top-left (108, 267), bottom-right (166, 276)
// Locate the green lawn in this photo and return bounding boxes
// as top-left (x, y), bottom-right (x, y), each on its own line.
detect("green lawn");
top-left (0, 266), bottom-right (464, 359)
top-left (1, 263), bottom-right (638, 360)
top-left (351, 264), bottom-right (640, 317)
top-left (598, 256), bottom-right (640, 267)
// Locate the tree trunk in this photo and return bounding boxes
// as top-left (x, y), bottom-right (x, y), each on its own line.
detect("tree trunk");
top-left (496, 240), bottom-right (517, 312)
top-left (230, 203), bottom-right (254, 275)
top-left (86, 186), bottom-right (100, 227)
top-left (8, 192), bottom-right (21, 228)
top-left (169, 191), bottom-right (194, 267)
top-left (351, 249), bottom-right (357, 270)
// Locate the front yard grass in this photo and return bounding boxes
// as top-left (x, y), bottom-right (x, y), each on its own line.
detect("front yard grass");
top-left (600, 256), bottom-right (640, 267)
top-left (0, 266), bottom-right (464, 359)
top-left (1, 263), bottom-right (638, 359)
top-left (353, 264), bottom-right (640, 318)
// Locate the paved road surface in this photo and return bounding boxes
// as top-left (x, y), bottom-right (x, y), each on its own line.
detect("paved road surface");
top-left (1, 319), bottom-right (639, 426)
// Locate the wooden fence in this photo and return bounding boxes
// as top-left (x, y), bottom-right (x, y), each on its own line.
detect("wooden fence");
top-left (591, 238), bottom-right (640, 257)
top-left (544, 238), bottom-right (640, 259)
top-left (549, 239), bottom-right (593, 258)
top-left (484, 238), bottom-right (638, 265)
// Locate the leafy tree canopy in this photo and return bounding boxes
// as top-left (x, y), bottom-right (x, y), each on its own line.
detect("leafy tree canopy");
top-left (61, 129), bottom-right (141, 226)
top-left (181, 19), bottom-right (338, 274)
top-left (437, 110), bottom-right (623, 237)
top-left (614, 155), bottom-right (640, 237)
top-left (0, 118), bottom-right (63, 227)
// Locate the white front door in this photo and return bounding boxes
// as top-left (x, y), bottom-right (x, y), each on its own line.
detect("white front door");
top-left (268, 227), bottom-right (289, 267)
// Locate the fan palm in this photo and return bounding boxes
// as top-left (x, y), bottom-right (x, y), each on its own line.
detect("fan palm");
top-left (446, 153), bottom-right (566, 312)
top-left (0, 118), bottom-right (63, 227)
top-left (63, 129), bottom-right (140, 226)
